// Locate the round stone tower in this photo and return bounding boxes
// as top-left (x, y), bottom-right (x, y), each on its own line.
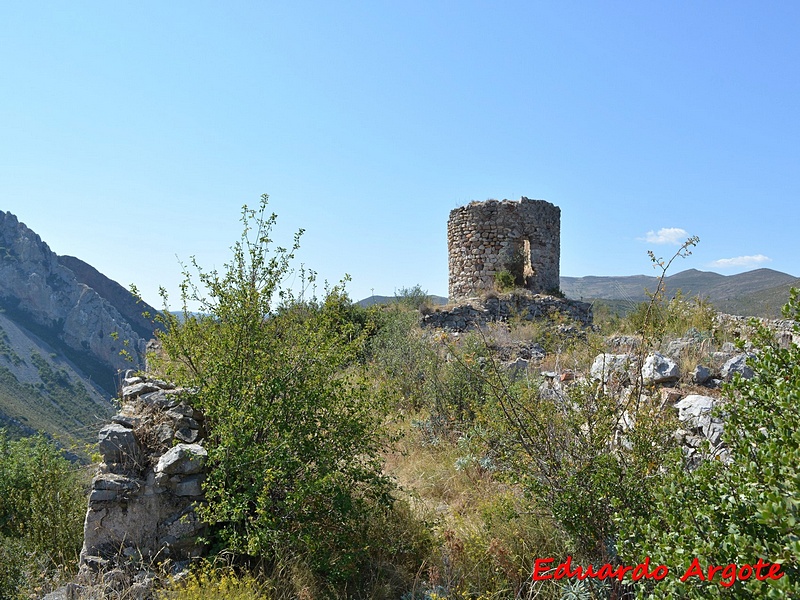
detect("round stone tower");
top-left (448, 197), bottom-right (561, 300)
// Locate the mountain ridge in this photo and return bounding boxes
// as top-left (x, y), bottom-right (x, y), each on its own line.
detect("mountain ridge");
top-left (561, 267), bottom-right (799, 317)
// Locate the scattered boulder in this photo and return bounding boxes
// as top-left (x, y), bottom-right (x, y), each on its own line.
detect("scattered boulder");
top-left (674, 394), bottom-right (715, 426)
top-left (721, 353), bottom-right (755, 381)
top-left (692, 365), bottom-right (712, 385)
top-left (641, 352), bottom-right (680, 384)
top-left (590, 353), bottom-right (633, 384)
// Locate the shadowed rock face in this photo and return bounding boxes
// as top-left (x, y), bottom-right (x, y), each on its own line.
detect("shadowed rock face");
top-left (58, 254), bottom-right (160, 341)
top-left (0, 211), bottom-right (146, 378)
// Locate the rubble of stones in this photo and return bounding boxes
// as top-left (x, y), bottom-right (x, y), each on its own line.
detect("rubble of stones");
top-left (421, 291), bottom-right (593, 332)
top-left (584, 342), bottom-right (752, 467)
top-left (65, 374), bottom-right (208, 599)
top-left (426, 306), bottom-right (798, 471)
top-left (552, 316), bottom-right (794, 467)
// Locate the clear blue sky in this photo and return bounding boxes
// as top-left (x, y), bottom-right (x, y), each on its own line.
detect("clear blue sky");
top-left (2, 1), bottom-right (798, 306)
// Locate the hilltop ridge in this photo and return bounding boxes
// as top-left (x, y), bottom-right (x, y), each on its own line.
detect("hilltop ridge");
top-left (561, 267), bottom-right (798, 317)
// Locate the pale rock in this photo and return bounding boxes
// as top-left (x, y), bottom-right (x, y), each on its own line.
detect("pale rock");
top-left (674, 394), bottom-right (715, 427)
top-left (156, 444), bottom-right (207, 475)
top-left (641, 352), bottom-right (680, 384)
top-left (590, 353), bottom-right (633, 383)
top-left (721, 353), bottom-right (755, 381)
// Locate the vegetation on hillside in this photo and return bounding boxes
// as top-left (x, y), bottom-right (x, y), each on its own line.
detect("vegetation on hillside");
top-left (0, 433), bottom-right (87, 599)
top-left (1, 198), bottom-right (797, 599)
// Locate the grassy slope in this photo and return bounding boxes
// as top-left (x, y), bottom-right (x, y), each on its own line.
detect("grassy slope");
top-left (0, 312), bottom-right (113, 444)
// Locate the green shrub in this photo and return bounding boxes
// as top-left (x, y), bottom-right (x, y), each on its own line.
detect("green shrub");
top-left (0, 432), bottom-right (86, 598)
top-left (494, 269), bottom-right (516, 292)
top-left (394, 284), bottom-right (432, 311)
top-left (365, 304), bottom-right (432, 410)
top-left (153, 196), bottom-right (403, 593)
top-left (617, 288), bottom-right (800, 598)
top-left (158, 563), bottom-right (272, 600)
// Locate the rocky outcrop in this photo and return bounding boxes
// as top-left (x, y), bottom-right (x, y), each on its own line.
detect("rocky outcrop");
top-left (58, 255), bottom-right (160, 342)
top-left (80, 376), bottom-right (207, 573)
top-left (0, 211), bottom-right (147, 378)
top-left (421, 291), bottom-right (592, 332)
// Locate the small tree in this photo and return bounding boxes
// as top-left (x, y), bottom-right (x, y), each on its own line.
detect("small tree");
top-left (154, 196), bottom-right (394, 585)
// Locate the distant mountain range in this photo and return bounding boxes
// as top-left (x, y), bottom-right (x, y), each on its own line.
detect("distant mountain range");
top-left (560, 268), bottom-right (800, 318)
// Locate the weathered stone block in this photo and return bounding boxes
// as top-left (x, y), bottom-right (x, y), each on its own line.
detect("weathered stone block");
top-left (98, 424), bottom-right (140, 464)
top-left (156, 443), bottom-right (207, 475)
top-left (641, 352), bottom-right (680, 384)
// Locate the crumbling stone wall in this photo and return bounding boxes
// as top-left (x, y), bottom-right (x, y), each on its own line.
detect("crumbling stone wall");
top-left (80, 375), bottom-right (207, 573)
top-left (421, 291), bottom-right (592, 332)
top-left (448, 198), bottom-right (560, 300)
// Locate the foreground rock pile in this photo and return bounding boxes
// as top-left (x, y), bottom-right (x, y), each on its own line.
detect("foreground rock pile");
top-left (587, 343), bottom-right (753, 464)
top-left (421, 290), bottom-right (593, 331)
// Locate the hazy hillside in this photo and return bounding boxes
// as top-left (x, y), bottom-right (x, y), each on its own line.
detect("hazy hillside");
top-left (561, 268), bottom-right (799, 318)
top-left (357, 294), bottom-right (449, 308)
top-left (0, 312), bottom-right (112, 442)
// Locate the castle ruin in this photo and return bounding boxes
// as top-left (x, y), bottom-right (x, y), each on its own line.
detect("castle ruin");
top-left (448, 197), bottom-right (561, 300)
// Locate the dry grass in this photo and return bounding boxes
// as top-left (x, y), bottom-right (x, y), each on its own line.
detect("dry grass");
top-left (383, 419), bottom-right (566, 600)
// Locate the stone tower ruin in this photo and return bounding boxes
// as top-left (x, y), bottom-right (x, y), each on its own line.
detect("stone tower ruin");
top-left (448, 197), bottom-right (560, 300)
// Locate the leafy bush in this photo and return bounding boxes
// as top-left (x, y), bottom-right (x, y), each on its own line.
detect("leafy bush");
top-left (494, 269), bottom-right (516, 292)
top-left (365, 304), bottom-right (433, 410)
top-left (394, 285), bottom-right (433, 311)
top-left (158, 562), bottom-right (272, 600)
top-left (617, 289), bottom-right (800, 598)
top-left (0, 432), bottom-right (86, 598)
top-left (153, 196), bottom-right (405, 593)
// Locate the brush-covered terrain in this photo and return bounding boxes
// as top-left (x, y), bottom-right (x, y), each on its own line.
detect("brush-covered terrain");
top-left (1, 201), bottom-right (798, 599)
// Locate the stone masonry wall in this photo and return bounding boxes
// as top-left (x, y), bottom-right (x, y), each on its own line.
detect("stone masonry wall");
top-left (448, 198), bottom-right (560, 300)
top-left (80, 375), bottom-right (207, 574)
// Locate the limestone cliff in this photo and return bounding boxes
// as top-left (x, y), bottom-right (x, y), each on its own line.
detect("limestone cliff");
top-left (0, 211), bottom-right (148, 393)
top-left (58, 254), bottom-right (160, 341)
